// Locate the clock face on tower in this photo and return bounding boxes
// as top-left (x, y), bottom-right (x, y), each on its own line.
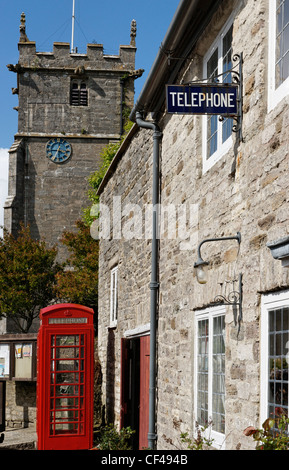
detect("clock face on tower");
top-left (46, 138), bottom-right (72, 163)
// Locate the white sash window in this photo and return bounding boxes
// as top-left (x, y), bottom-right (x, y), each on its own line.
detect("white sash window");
top-left (202, 18), bottom-right (234, 172)
top-left (110, 266), bottom-right (118, 327)
top-left (194, 305), bottom-right (226, 449)
top-left (268, 0), bottom-right (289, 111)
top-left (261, 292), bottom-right (289, 426)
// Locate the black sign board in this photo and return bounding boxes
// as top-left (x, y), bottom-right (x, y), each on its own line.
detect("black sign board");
top-left (166, 84), bottom-right (238, 115)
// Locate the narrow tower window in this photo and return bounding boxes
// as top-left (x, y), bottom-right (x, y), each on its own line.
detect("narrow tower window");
top-left (70, 80), bottom-right (88, 106)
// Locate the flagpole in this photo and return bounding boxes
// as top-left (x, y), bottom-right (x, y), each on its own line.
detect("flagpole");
top-left (71, 0), bottom-right (76, 53)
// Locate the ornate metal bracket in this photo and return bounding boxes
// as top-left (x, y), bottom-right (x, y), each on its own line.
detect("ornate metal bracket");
top-left (218, 53), bottom-right (243, 144)
top-left (214, 273), bottom-right (243, 332)
top-left (184, 53), bottom-right (243, 144)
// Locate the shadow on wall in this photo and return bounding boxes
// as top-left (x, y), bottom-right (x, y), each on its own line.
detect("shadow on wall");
top-left (15, 382), bottom-right (36, 427)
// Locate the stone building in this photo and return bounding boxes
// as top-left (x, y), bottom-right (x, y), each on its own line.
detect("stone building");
top-left (5, 12), bottom-right (137, 262)
top-left (97, 0), bottom-right (289, 450)
top-left (0, 13), bottom-right (137, 430)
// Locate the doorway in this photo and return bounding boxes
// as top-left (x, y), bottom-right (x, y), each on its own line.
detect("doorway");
top-left (120, 335), bottom-right (150, 450)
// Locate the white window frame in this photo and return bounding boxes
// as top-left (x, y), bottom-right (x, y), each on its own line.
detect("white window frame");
top-left (110, 266), bottom-right (118, 327)
top-left (268, 0), bottom-right (289, 112)
top-left (260, 290), bottom-right (289, 425)
top-left (202, 16), bottom-right (234, 173)
top-left (194, 305), bottom-right (226, 449)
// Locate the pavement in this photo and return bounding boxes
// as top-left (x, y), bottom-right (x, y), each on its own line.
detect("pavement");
top-left (0, 425), bottom-right (37, 450)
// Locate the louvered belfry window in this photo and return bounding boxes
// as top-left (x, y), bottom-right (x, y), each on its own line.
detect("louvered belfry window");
top-left (70, 81), bottom-right (88, 106)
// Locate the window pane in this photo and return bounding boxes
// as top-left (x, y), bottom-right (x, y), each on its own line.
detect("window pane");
top-left (222, 25), bottom-right (233, 143)
top-left (207, 49), bottom-right (218, 81)
top-left (284, 308), bottom-right (289, 330)
top-left (268, 308), bottom-right (289, 421)
top-left (197, 319), bottom-right (209, 426)
top-left (206, 49), bottom-right (219, 158)
top-left (275, 0), bottom-right (289, 87)
top-left (276, 309), bottom-right (282, 331)
top-left (110, 267), bottom-right (118, 324)
top-left (212, 316), bottom-right (225, 434)
top-left (222, 116), bottom-right (233, 144)
top-left (285, 0), bottom-right (289, 26)
top-left (223, 26), bottom-right (233, 83)
top-left (282, 50), bottom-right (289, 83)
top-left (207, 115), bottom-right (218, 158)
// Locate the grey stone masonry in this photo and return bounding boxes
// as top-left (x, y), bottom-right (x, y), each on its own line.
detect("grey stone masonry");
top-left (14, 41), bottom-right (136, 138)
top-left (97, 0), bottom-right (289, 451)
top-left (5, 13), bottom-right (137, 261)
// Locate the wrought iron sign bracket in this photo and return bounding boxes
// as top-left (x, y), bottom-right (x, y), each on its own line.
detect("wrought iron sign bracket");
top-left (219, 53), bottom-right (243, 145)
top-left (183, 53), bottom-right (243, 144)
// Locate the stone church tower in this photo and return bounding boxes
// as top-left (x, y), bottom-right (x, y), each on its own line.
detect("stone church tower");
top-left (5, 13), bottom-right (139, 260)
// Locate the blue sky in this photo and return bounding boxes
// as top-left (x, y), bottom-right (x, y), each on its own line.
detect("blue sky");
top-left (0, 0), bottom-right (180, 234)
top-left (0, 0), bottom-right (180, 150)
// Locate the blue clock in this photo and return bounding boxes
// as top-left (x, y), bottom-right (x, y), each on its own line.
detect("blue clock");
top-left (46, 138), bottom-right (72, 163)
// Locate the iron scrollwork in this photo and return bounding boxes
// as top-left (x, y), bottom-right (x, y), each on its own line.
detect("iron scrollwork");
top-left (218, 53), bottom-right (243, 142)
top-left (184, 53), bottom-right (243, 143)
top-left (213, 273), bottom-right (243, 332)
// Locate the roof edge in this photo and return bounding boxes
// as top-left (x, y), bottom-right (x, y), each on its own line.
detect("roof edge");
top-left (130, 0), bottom-right (222, 121)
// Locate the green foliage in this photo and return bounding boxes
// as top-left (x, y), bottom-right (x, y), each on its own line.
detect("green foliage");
top-left (83, 120), bottom-right (133, 225)
top-left (0, 224), bottom-right (60, 332)
top-left (244, 409), bottom-right (289, 450)
top-left (95, 424), bottom-right (135, 450)
top-left (180, 421), bottom-right (214, 450)
top-left (55, 220), bottom-right (99, 309)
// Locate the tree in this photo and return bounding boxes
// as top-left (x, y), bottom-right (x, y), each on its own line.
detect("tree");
top-left (0, 224), bottom-right (60, 333)
top-left (56, 220), bottom-right (99, 314)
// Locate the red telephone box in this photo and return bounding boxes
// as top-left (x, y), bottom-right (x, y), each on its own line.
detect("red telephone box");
top-left (37, 304), bottom-right (94, 450)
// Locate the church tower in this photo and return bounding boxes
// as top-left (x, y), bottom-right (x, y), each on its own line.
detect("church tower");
top-left (5, 13), bottom-right (139, 260)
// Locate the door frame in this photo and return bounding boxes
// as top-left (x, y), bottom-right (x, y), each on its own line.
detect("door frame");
top-left (120, 330), bottom-right (150, 450)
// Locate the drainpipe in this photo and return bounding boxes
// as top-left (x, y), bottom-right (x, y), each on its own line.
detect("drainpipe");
top-left (135, 111), bottom-right (162, 450)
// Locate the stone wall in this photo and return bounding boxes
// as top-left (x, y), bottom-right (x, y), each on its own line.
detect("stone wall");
top-left (22, 137), bottom-right (112, 260)
top-left (98, 128), bottom-right (154, 424)
top-left (5, 381), bottom-right (36, 428)
top-left (99, 0), bottom-right (289, 450)
top-left (5, 34), bottom-right (136, 259)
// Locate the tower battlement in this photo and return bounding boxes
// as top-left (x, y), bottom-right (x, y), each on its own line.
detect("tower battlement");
top-left (17, 41), bottom-right (136, 71)
top-left (15, 13), bottom-right (136, 72)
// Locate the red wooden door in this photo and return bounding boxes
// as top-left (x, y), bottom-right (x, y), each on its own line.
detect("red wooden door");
top-left (139, 335), bottom-right (150, 449)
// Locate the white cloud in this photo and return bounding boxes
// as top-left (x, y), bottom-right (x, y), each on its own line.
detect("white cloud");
top-left (0, 148), bottom-right (9, 238)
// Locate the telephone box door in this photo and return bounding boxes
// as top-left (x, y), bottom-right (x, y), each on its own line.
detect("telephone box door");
top-left (37, 304), bottom-right (94, 450)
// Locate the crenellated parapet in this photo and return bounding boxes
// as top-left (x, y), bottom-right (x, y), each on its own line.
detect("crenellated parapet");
top-left (6, 13), bottom-right (140, 139)
top-left (16, 42), bottom-right (136, 72)
top-left (13, 13), bottom-right (136, 73)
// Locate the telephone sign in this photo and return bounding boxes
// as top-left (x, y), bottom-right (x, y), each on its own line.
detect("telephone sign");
top-left (37, 304), bottom-right (94, 450)
top-left (166, 84), bottom-right (238, 115)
